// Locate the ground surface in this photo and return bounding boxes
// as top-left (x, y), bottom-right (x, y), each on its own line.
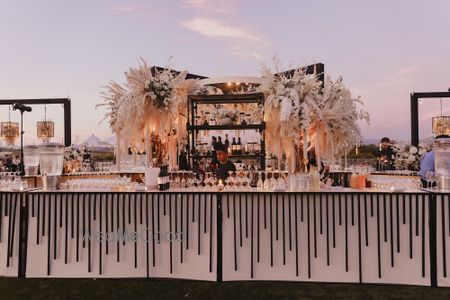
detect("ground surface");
top-left (1, 278), bottom-right (450, 299)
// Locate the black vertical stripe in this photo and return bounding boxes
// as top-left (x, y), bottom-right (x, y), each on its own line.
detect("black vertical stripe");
top-left (198, 193), bottom-right (201, 255)
top-left (294, 194), bottom-right (299, 276)
top-left (402, 194), bottom-right (406, 224)
top-left (364, 194), bottom-right (368, 247)
top-left (288, 193), bottom-right (292, 251)
top-left (422, 194), bottom-right (426, 277)
top-left (239, 194), bottom-right (242, 247)
top-left (157, 194), bottom-right (161, 243)
top-left (320, 193), bottom-right (323, 235)
top-left (345, 193), bottom-right (348, 272)
top-left (53, 194), bottom-right (57, 260)
top-left (146, 193), bottom-right (149, 277)
top-left (370, 193), bottom-right (374, 217)
top-left (64, 194), bottom-right (68, 264)
top-left (332, 195), bottom-right (336, 248)
top-left (396, 194), bottom-right (400, 253)
top-left (358, 192), bottom-right (362, 283)
top-left (99, 193), bottom-right (103, 274)
top-left (47, 193), bottom-right (51, 276)
top-left (390, 194), bottom-right (394, 267)
top-left (442, 195), bottom-right (447, 278)
top-left (169, 193), bottom-right (173, 274)
top-left (186, 194), bottom-right (189, 250)
top-left (76, 194), bottom-right (80, 262)
top-left (257, 194), bottom-right (260, 263)
top-left (88, 194), bottom-right (91, 272)
top-left (233, 193), bottom-right (237, 271)
top-left (250, 193), bottom-right (254, 278)
top-left (282, 194), bottom-right (286, 265)
top-left (134, 194), bottom-right (137, 269)
top-left (181, 194), bottom-right (184, 263)
top-left (105, 194), bottom-right (109, 255)
top-left (209, 194), bottom-right (214, 273)
top-left (122, 194), bottom-right (126, 246)
top-left (245, 194), bottom-right (248, 239)
top-left (307, 194), bottom-right (311, 278)
top-left (326, 193), bottom-right (330, 266)
top-left (270, 193), bottom-right (273, 267)
top-left (116, 193), bottom-right (120, 262)
top-left (409, 196), bottom-right (413, 259)
top-left (151, 193), bottom-right (156, 267)
top-left (383, 194), bottom-right (387, 243)
top-left (376, 194), bottom-right (381, 278)
top-left (313, 194), bottom-right (317, 258)
top-left (36, 194), bottom-right (40, 245)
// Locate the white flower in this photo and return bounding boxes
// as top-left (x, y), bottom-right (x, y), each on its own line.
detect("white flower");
top-left (409, 146), bottom-right (418, 154)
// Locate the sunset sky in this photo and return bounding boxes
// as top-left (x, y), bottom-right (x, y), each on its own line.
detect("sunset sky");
top-left (1, 0), bottom-right (449, 145)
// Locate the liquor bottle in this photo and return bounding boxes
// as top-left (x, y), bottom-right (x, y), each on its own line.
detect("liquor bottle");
top-left (217, 136), bottom-right (223, 147)
top-left (231, 138), bottom-right (237, 155)
top-left (158, 165), bottom-right (170, 191)
top-left (224, 134), bottom-right (230, 149)
top-left (237, 137), bottom-right (242, 155)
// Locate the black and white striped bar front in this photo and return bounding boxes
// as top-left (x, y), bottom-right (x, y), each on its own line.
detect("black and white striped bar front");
top-left (1, 189), bottom-right (449, 287)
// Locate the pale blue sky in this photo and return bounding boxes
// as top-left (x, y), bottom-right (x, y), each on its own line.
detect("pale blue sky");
top-left (1, 0), bottom-right (450, 145)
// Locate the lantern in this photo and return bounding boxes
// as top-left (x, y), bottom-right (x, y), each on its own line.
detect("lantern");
top-left (1, 121), bottom-right (19, 146)
top-left (1, 105), bottom-right (19, 146)
top-left (37, 105), bottom-right (54, 142)
top-left (37, 121), bottom-right (54, 142)
top-left (432, 116), bottom-right (450, 136)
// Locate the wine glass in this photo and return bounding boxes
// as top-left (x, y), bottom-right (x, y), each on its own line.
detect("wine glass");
top-left (425, 171), bottom-right (435, 189)
top-left (257, 171), bottom-right (264, 191)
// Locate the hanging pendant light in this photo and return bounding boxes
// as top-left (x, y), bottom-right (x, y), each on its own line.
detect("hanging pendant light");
top-left (432, 98), bottom-right (450, 136)
top-left (1, 105), bottom-right (19, 146)
top-left (37, 105), bottom-right (54, 142)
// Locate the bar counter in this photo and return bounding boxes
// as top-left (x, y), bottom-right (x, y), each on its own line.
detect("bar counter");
top-left (0, 188), bottom-right (449, 287)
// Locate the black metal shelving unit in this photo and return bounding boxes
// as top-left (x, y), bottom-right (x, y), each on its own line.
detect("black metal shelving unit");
top-left (187, 93), bottom-right (266, 170)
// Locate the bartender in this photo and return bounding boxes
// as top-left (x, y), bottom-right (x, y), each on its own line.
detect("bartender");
top-left (215, 143), bottom-right (236, 181)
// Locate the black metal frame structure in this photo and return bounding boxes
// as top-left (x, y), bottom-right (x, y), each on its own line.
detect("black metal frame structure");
top-left (410, 92), bottom-right (450, 146)
top-left (187, 93), bottom-right (266, 170)
top-left (0, 98), bottom-right (71, 147)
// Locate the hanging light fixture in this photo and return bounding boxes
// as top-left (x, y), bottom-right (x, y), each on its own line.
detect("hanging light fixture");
top-left (37, 105), bottom-right (54, 142)
top-left (432, 98), bottom-right (450, 136)
top-left (1, 105), bottom-right (19, 146)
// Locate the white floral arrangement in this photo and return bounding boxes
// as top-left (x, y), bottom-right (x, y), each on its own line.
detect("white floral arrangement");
top-left (97, 58), bottom-right (200, 166)
top-left (258, 56), bottom-right (369, 170)
top-left (145, 67), bottom-right (177, 111)
top-left (392, 143), bottom-right (432, 171)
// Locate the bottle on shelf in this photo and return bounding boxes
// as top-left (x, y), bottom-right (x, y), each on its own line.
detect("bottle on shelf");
top-left (224, 134), bottom-right (230, 152)
top-left (231, 138), bottom-right (237, 155)
top-left (237, 137), bottom-right (242, 155)
top-left (217, 136), bottom-right (223, 147)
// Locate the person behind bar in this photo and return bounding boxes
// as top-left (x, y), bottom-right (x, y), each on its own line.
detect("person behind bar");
top-left (215, 143), bottom-right (236, 182)
top-left (376, 137), bottom-right (395, 170)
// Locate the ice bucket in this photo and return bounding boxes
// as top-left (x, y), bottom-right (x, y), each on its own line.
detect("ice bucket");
top-left (23, 145), bottom-right (40, 176)
top-left (39, 143), bottom-right (64, 190)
